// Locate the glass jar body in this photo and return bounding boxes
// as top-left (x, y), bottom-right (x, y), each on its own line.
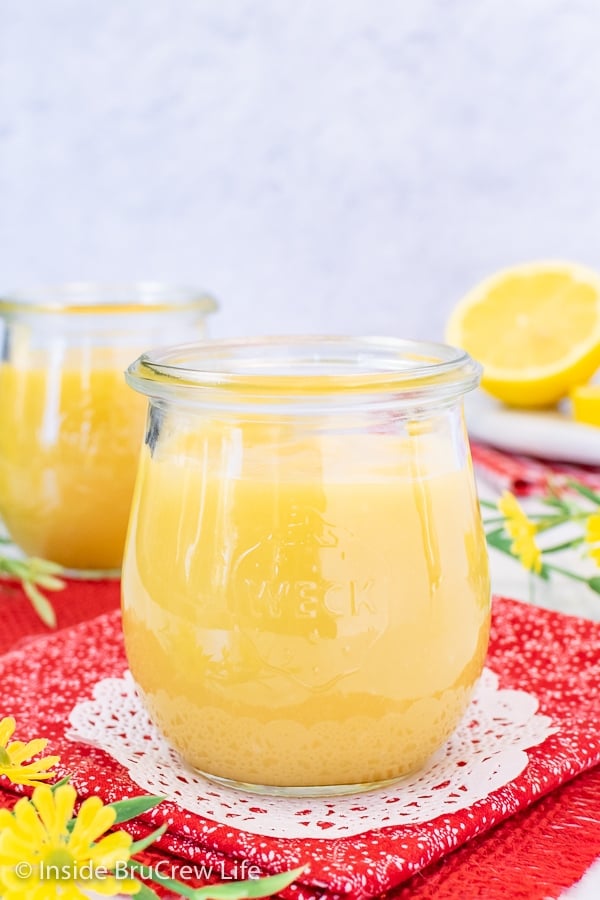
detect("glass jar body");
top-left (0, 284), bottom-right (216, 574)
top-left (122, 337), bottom-right (490, 794)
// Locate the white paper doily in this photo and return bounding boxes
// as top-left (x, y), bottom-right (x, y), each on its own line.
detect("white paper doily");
top-left (66, 668), bottom-right (556, 838)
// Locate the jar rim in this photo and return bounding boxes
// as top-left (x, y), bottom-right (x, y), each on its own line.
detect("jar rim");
top-left (126, 335), bottom-right (481, 405)
top-left (0, 282), bottom-right (218, 315)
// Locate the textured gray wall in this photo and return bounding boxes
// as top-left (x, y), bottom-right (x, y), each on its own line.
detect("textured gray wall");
top-left (2, 0), bottom-right (600, 339)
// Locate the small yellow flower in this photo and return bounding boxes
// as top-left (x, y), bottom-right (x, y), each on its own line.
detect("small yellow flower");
top-left (0, 716), bottom-right (60, 787)
top-left (497, 491), bottom-right (542, 574)
top-left (0, 783), bottom-right (140, 899)
top-left (585, 513), bottom-right (600, 565)
top-left (510, 528), bottom-right (543, 574)
top-left (497, 491), bottom-right (530, 538)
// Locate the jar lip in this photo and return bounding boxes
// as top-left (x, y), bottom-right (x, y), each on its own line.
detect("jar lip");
top-left (0, 282), bottom-right (218, 315)
top-left (126, 335), bottom-right (481, 402)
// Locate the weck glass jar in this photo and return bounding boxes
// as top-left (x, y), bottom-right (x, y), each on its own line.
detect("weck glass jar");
top-left (122, 336), bottom-right (490, 795)
top-left (0, 283), bottom-right (217, 575)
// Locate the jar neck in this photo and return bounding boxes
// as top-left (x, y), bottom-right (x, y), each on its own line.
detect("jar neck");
top-left (0, 283), bottom-right (218, 316)
top-left (126, 336), bottom-right (482, 414)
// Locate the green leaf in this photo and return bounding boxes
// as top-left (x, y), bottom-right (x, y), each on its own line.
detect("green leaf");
top-left (22, 581), bottom-right (56, 628)
top-left (587, 576), bottom-right (600, 594)
top-left (108, 795), bottom-right (165, 825)
top-left (485, 529), bottom-right (513, 554)
top-left (1, 558), bottom-right (29, 578)
top-left (0, 552), bottom-right (67, 627)
top-left (567, 481), bottom-right (600, 506)
top-left (129, 862), bottom-right (306, 900)
top-left (130, 823), bottom-right (168, 855)
top-left (33, 573), bottom-right (66, 591)
top-left (51, 776), bottom-right (72, 791)
top-left (27, 557), bottom-right (65, 575)
top-left (192, 866), bottom-right (306, 899)
top-left (542, 495), bottom-right (572, 513)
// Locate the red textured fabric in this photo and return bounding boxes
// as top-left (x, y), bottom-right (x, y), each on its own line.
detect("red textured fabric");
top-left (2, 593), bottom-right (600, 899)
top-left (390, 763), bottom-right (600, 898)
top-left (471, 440), bottom-right (600, 497)
top-left (0, 576), bottom-right (120, 655)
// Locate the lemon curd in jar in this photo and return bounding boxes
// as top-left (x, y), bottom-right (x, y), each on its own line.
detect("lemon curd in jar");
top-left (0, 284), bottom-right (217, 573)
top-left (0, 355), bottom-right (145, 571)
top-left (122, 338), bottom-right (490, 793)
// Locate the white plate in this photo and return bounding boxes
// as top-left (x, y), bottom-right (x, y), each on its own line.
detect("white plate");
top-left (465, 390), bottom-right (600, 466)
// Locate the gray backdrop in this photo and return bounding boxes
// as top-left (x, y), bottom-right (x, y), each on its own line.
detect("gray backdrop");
top-left (1, 0), bottom-right (599, 339)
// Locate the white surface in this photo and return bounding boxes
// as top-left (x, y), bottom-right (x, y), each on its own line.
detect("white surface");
top-left (3, 1), bottom-right (600, 342)
top-left (466, 392), bottom-right (600, 465)
top-left (565, 861), bottom-right (600, 898)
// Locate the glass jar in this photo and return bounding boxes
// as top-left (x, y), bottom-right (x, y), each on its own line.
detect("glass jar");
top-left (122, 336), bottom-right (490, 795)
top-left (0, 283), bottom-right (217, 575)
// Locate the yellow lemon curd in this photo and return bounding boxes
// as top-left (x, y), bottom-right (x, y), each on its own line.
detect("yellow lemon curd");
top-left (571, 383), bottom-right (600, 427)
top-left (122, 414), bottom-right (490, 789)
top-left (0, 360), bottom-right (145, 570)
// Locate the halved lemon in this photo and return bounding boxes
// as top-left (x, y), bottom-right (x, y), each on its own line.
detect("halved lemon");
top-left (445, 261), bottom-right (600, 407)
top-left (571, 384), bottom-right (600, 427)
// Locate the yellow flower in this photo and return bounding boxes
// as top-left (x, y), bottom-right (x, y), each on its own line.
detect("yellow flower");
top-left (510, 527), bottom-right (543, 574)
top-left (0, 783), bottom-right (140, 899)
top-left (585, 513), bottom-right (600, 565)
top-left (0, 716), bottom-right (60, 787)
top-left (497, 491), bottom-right (530, 537)
top-left (497, 491), bottom-right (542, 574)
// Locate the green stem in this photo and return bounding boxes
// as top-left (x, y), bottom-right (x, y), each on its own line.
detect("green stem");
top-left (535, 515), bottom-right (578, 531)
top-left (542, 562), bottom-right (590, 584)
top-left (567, 480), bottom-right (600, 505)
top-left (486, 512), bottom-right (582, 529)
top-left (541, 537), bottom-right (585, 554)
top-left (129, 862), bottom-right (305, 900)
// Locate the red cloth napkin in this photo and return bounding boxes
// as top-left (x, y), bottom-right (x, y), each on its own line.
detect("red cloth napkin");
top-left (2, 592), bottom-right (600, 899)
top-left (0, 577), bottom-right (120, 656)
top-left (471, 440), bottom-right (600, 497)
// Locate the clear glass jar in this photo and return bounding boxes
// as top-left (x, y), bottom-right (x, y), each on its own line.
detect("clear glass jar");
top-left (123, 336), bottom-right (490, 795)
top-left (0, 283), bottom-right (217, 575)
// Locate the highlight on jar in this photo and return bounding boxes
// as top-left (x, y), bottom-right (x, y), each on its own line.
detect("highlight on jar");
top-left (122, 336), bottom-right (491, 796)
top-left (0, 283), bottom-right (218, 576)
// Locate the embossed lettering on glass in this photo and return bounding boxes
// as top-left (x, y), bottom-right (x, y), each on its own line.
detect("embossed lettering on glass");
top-left (122, 336), bottom-right (491, 795)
